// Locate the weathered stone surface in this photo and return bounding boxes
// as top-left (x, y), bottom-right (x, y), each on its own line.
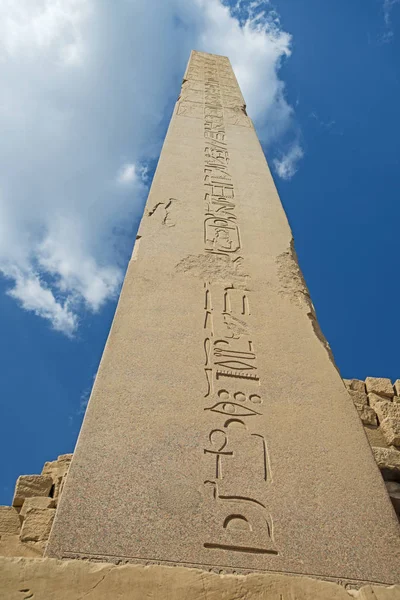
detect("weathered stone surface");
top-left (349, 389), bottom-right (368, 406)
top-left (345, 379), bottom-right (366, 393)
top-left (1, 557), bottom-right (400, 600)
top-left (364, 425), bottom-right (388, 449)
top-left (394, 380), bottom-right (400, 396)
top-left (42, 454), bottom-right (72, 480)
top-left (365, 377), bottom-right (394, 398)
top-left (368, 393), bottom-right (390, 410)
top-left (385, 481), bottom-right (400, 517)
top-left (12, 476), bottom-right (53, 507)
top-left (380, 418), bottom-right (400, 447)
top-left (0, 507), bottom-right (21, 535)
top-left (20, 497), bottom-right (55, 519)
top-left (372, 446), bottom-right (400, 475)
top-left (355, 404), bottom-right (377, 426)
top-left (0, 535), bottom-right (45, 558)
top-left (58, 453), bottom-right (73, 462)
top-left (393, 396), bottom-right (400, 404)
top-left (373, 401), bottom-right (400, 422)
top-left (41, 461), bottom-right (61, 479)
top-left (46, 51), bottom-right (400, 585)
top-left (20, 508), bottom-right (55, 542)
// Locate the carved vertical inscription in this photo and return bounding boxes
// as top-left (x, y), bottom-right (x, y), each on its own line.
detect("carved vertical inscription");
top-left (192, 52), bottom-right (278, 556)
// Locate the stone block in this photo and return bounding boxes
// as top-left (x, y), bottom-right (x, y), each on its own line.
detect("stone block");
top-left (380, 418), bottom-right (400, 447)
top-left (41, 460), bottom-right (58, 477)
top-left (393, 396), bottom-right (400, 404)
top-left (385, 481), bottom-right (400, 518)
top-left (13, 475), bottom-right (53, 507)
top-left (20, 497), bottom-right (55, 519)
top-left (1, 556), bottom-right (400, 600)
top-left (394, 379), bottom-right (400, 396)
top-left (0, 534), bottom-right (45, 558)
top-left (345, 379), bottom-right (366, 393)
top-left (52, 476), bottom-right (64, 502)
top-left (363, 425), bottom-right (388, 449)
top-left (0, 507), bottom-right (21, 535)
top-left (58, 453), bottom-right (73, 462)
top-left (20, 508), bottom-right (55, 542)
top-left (368, 393), bottom-right (391, 410)
top-left (42, 454), bottom-right (72, 480)
top-left (354, 404), bottom-right (377, 426)
top-left (349, 389), bottom-right (368, 406)
top-left (372, 446), bottom-right (400, 475)
top-left (373, 401), bottom-right (400, 422)
top-left (365, 377), bottom-right (394, 398)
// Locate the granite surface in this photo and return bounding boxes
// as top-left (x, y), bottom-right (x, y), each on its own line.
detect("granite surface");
top-left (45, 51), bottom-right (400, 584)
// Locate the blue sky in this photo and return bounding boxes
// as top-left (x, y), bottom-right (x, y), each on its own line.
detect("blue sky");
top-left (1, 0), bottom-right (399, 504)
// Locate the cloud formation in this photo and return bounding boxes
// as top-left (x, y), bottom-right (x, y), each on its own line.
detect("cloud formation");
top-left (0, 0), bottom-right (299, 335)
top-left (273, 142), bottom-right (304, 181)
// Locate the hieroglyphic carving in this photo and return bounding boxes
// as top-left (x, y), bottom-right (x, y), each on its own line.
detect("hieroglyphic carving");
top-left (196, 54), bottom-right (276, 556)
top-left (224, 107), bottom-right (252, 128)
top-left (204, 481), bottom-right (277, 554)
top-left (221, 94), bottom-right (246, 109)
top-left (203, 284), bottom-right (260, 386)
top-left (177, 101), bottom-right (203, 119)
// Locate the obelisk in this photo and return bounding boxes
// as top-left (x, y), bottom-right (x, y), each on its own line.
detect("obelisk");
top-left (46, 51), bottom-right (400, 585)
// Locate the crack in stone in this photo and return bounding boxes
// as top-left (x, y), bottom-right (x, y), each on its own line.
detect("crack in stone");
top-left (148, 198), bottom-right (176, 227)
top-left (76, 567), bottom-right (114, 600)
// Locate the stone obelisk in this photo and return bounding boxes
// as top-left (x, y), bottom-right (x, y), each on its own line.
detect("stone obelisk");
top-left (46, 51), bottom-right (400, 585)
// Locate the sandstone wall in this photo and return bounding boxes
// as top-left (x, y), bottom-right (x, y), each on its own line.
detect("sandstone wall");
top-left (0, 454), bottom-right (72, 559)
top-left (343, 377), bottom-right (400, 517)
top-left (1, 556), bottom-right (400, 600)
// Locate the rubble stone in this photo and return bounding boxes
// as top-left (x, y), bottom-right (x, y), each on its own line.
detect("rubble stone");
top-left (20, 508), bottom-right (56, 542)
top-left (42, 454), bottom-right (72, 480)
top-left (349, 389), bottom-right (368, 406)
top-left (363, 426), bottom-right (388, 449)
top-left (365, 377), bottom-right (394, 398)
top-left (354, 404), bottom-right (377, 426)
top-left (373, 401), bottom-right (400, 422)
top-left (372, 446), bottom-right (400, 475)
top-left (345, 379), bottom-right (366, 393)
top-left (0, 507), bottom-right (21, 535)
top-left (380, 418), bottom-right (400, 447)
top-left (368, 392), bottom-right (387, 409)
top-left (12, 475), bottom-right (53, 507)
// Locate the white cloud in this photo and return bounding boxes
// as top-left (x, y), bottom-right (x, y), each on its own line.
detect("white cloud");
top-left (273, 142), bottom-right (304, 181)
top-left (7, 270), bottom-right (77, 337)
top-left (0, 0), bottom-right (300, 335)
top-left (197, 0), bottom-right (293, 136)
top-left (117, 163), bottom-right (138, 186)
top-left (0, 0), bottom-right (90, 64)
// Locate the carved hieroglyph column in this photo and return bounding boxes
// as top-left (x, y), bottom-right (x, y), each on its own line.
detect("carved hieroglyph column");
top-left (46, 52), bottom-right (400, 585)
